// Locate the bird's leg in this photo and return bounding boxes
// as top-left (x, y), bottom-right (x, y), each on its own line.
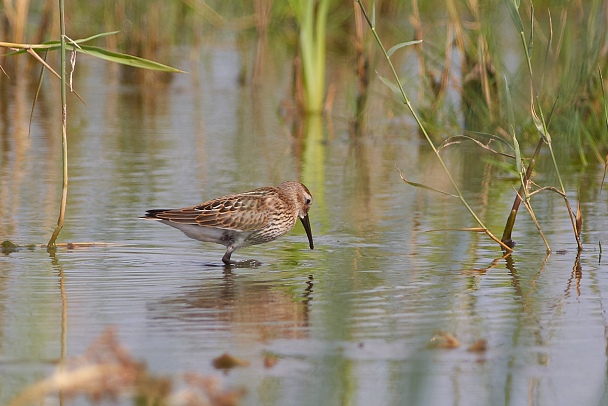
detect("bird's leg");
top-left (222, 247), bottom-right (234, 264)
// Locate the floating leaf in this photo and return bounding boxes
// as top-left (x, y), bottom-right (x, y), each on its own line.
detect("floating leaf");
top-left (386, 39), bottom-right (422, 57)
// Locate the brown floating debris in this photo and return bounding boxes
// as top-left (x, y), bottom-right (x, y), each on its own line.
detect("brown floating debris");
top-left (428, 331), bottom-right (460, 349)
top-left (467, 339), bottom-right (488, 353)
top-left (9, 328), bottom-right (246, 406)
top-left (263, 354), bottom-right (279, 369)
top-left (183, 373), bottom-right (246, 406)
top-left (212, 353), bottom-right (250, 370)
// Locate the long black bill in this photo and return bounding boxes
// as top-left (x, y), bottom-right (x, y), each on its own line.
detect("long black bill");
top-left (299, 214), bottom-right (314, 250)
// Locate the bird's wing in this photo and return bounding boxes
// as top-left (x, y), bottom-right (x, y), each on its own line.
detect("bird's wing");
top-left (147, 188), bottom-right (279, 232)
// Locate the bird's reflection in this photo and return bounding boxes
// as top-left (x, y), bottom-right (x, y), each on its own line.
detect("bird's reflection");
top-left (148, 267), bottom-right (314, 341)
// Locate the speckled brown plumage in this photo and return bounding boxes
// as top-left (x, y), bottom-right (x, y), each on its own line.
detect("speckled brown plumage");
top-left (143, 181), bottom-right (314, 264)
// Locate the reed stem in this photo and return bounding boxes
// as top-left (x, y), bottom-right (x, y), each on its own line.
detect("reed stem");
top-left (47, 0), bottom-right (68, 249)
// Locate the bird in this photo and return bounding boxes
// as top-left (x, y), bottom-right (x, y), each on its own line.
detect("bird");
top-left (143, 181), bottom-right (314, 264)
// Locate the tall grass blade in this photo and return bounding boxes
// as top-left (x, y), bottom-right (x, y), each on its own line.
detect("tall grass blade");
top-left (505, 0), bottom-right (524, 34)
top-left (371, 2), bottom-right (375, 29)
top-left (386, 40), bottom-right (423, 57)
top-left (528, 4), bottom-right (534, 56)
top-left (504, 76), bottom-right (515, 133)
top-left (397, 168), bottom-right (457, 197)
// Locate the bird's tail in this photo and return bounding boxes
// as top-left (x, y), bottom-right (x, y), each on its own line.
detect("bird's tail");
top-left (141, 209), bottom-right (172, 220)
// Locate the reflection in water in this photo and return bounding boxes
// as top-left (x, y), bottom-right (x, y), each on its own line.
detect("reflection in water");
top-left (49, 252), bottom-right (68, 405)
top-left (565, 252), bottom-right (583, 298)
top-left (49, 253), bottom-right (68, 361)
top-left (150, 272), bottom-right (311, 342)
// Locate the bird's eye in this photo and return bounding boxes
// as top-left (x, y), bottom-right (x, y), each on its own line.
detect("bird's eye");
top-left (305, 198), bottom-right (312, 205)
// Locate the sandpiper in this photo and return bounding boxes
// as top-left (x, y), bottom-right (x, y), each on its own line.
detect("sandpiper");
top-left (143, 181), bottom-right (314, 264)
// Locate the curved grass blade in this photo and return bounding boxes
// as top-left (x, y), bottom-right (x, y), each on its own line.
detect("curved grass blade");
top-left (2, 36), bottom-right (184, 73)
top-left (439, 134), bottom-right (516, 159)
top-left (387, 40), bottom-right (422, 57)
top-left (467, 131), bottom-right (515, 150)
top-left (377, 72), bottom-right (404, 102)
top-left (74, 45), bottom-right (184, 72)
top-left (397, 167), bottom-right (457, 197)
top-left (29, 50), bottom-right (47, 138)
top-left (73, 31), bottom-right (121, 44)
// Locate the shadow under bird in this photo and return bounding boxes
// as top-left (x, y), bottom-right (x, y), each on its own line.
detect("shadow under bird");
top-left (143, 181), bottom-right (314, 264)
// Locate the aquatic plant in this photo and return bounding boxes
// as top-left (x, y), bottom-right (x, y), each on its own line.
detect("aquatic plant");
top-left (0, 0), bottom-right (182, 249)
top-left (354, 0), bottom-right (603, 252)
top-left (499, 0), bottom-right (583, 251)
top-left (355, 0), bottom-right (511, 251)
top-left (289, 0), bottom-right (332, 114)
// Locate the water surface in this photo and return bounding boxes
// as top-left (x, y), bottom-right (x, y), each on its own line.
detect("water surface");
top-left (1, 35), bottom-right (608, 406)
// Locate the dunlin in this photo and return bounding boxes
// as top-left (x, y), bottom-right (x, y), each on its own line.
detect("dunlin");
top-left (143, 181), bottom-right (314, 264)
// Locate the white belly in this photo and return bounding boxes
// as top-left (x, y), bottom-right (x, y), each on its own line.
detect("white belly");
top-left (158, 220), bottom-right (253, 249)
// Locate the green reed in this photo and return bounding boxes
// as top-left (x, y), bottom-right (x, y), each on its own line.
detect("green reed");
top-left (391, 0), bottom-right (607, 251)
top-left (47, 0), bottom-right (69, 250)
top-left (289, 0), bottom-right (331, 114)
top-left (355, 0), bottom-right (608, 252)
top-left (499, 0), bottom-right (595, 251)
top-left (355, 0), bottom-right (511, 251)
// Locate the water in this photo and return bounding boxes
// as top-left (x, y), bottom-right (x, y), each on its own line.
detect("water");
top-left (1, 37), bottom-right (608, 406)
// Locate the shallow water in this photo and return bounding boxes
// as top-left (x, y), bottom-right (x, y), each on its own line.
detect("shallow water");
top-left (1, 36), bottom-right (608, 406)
